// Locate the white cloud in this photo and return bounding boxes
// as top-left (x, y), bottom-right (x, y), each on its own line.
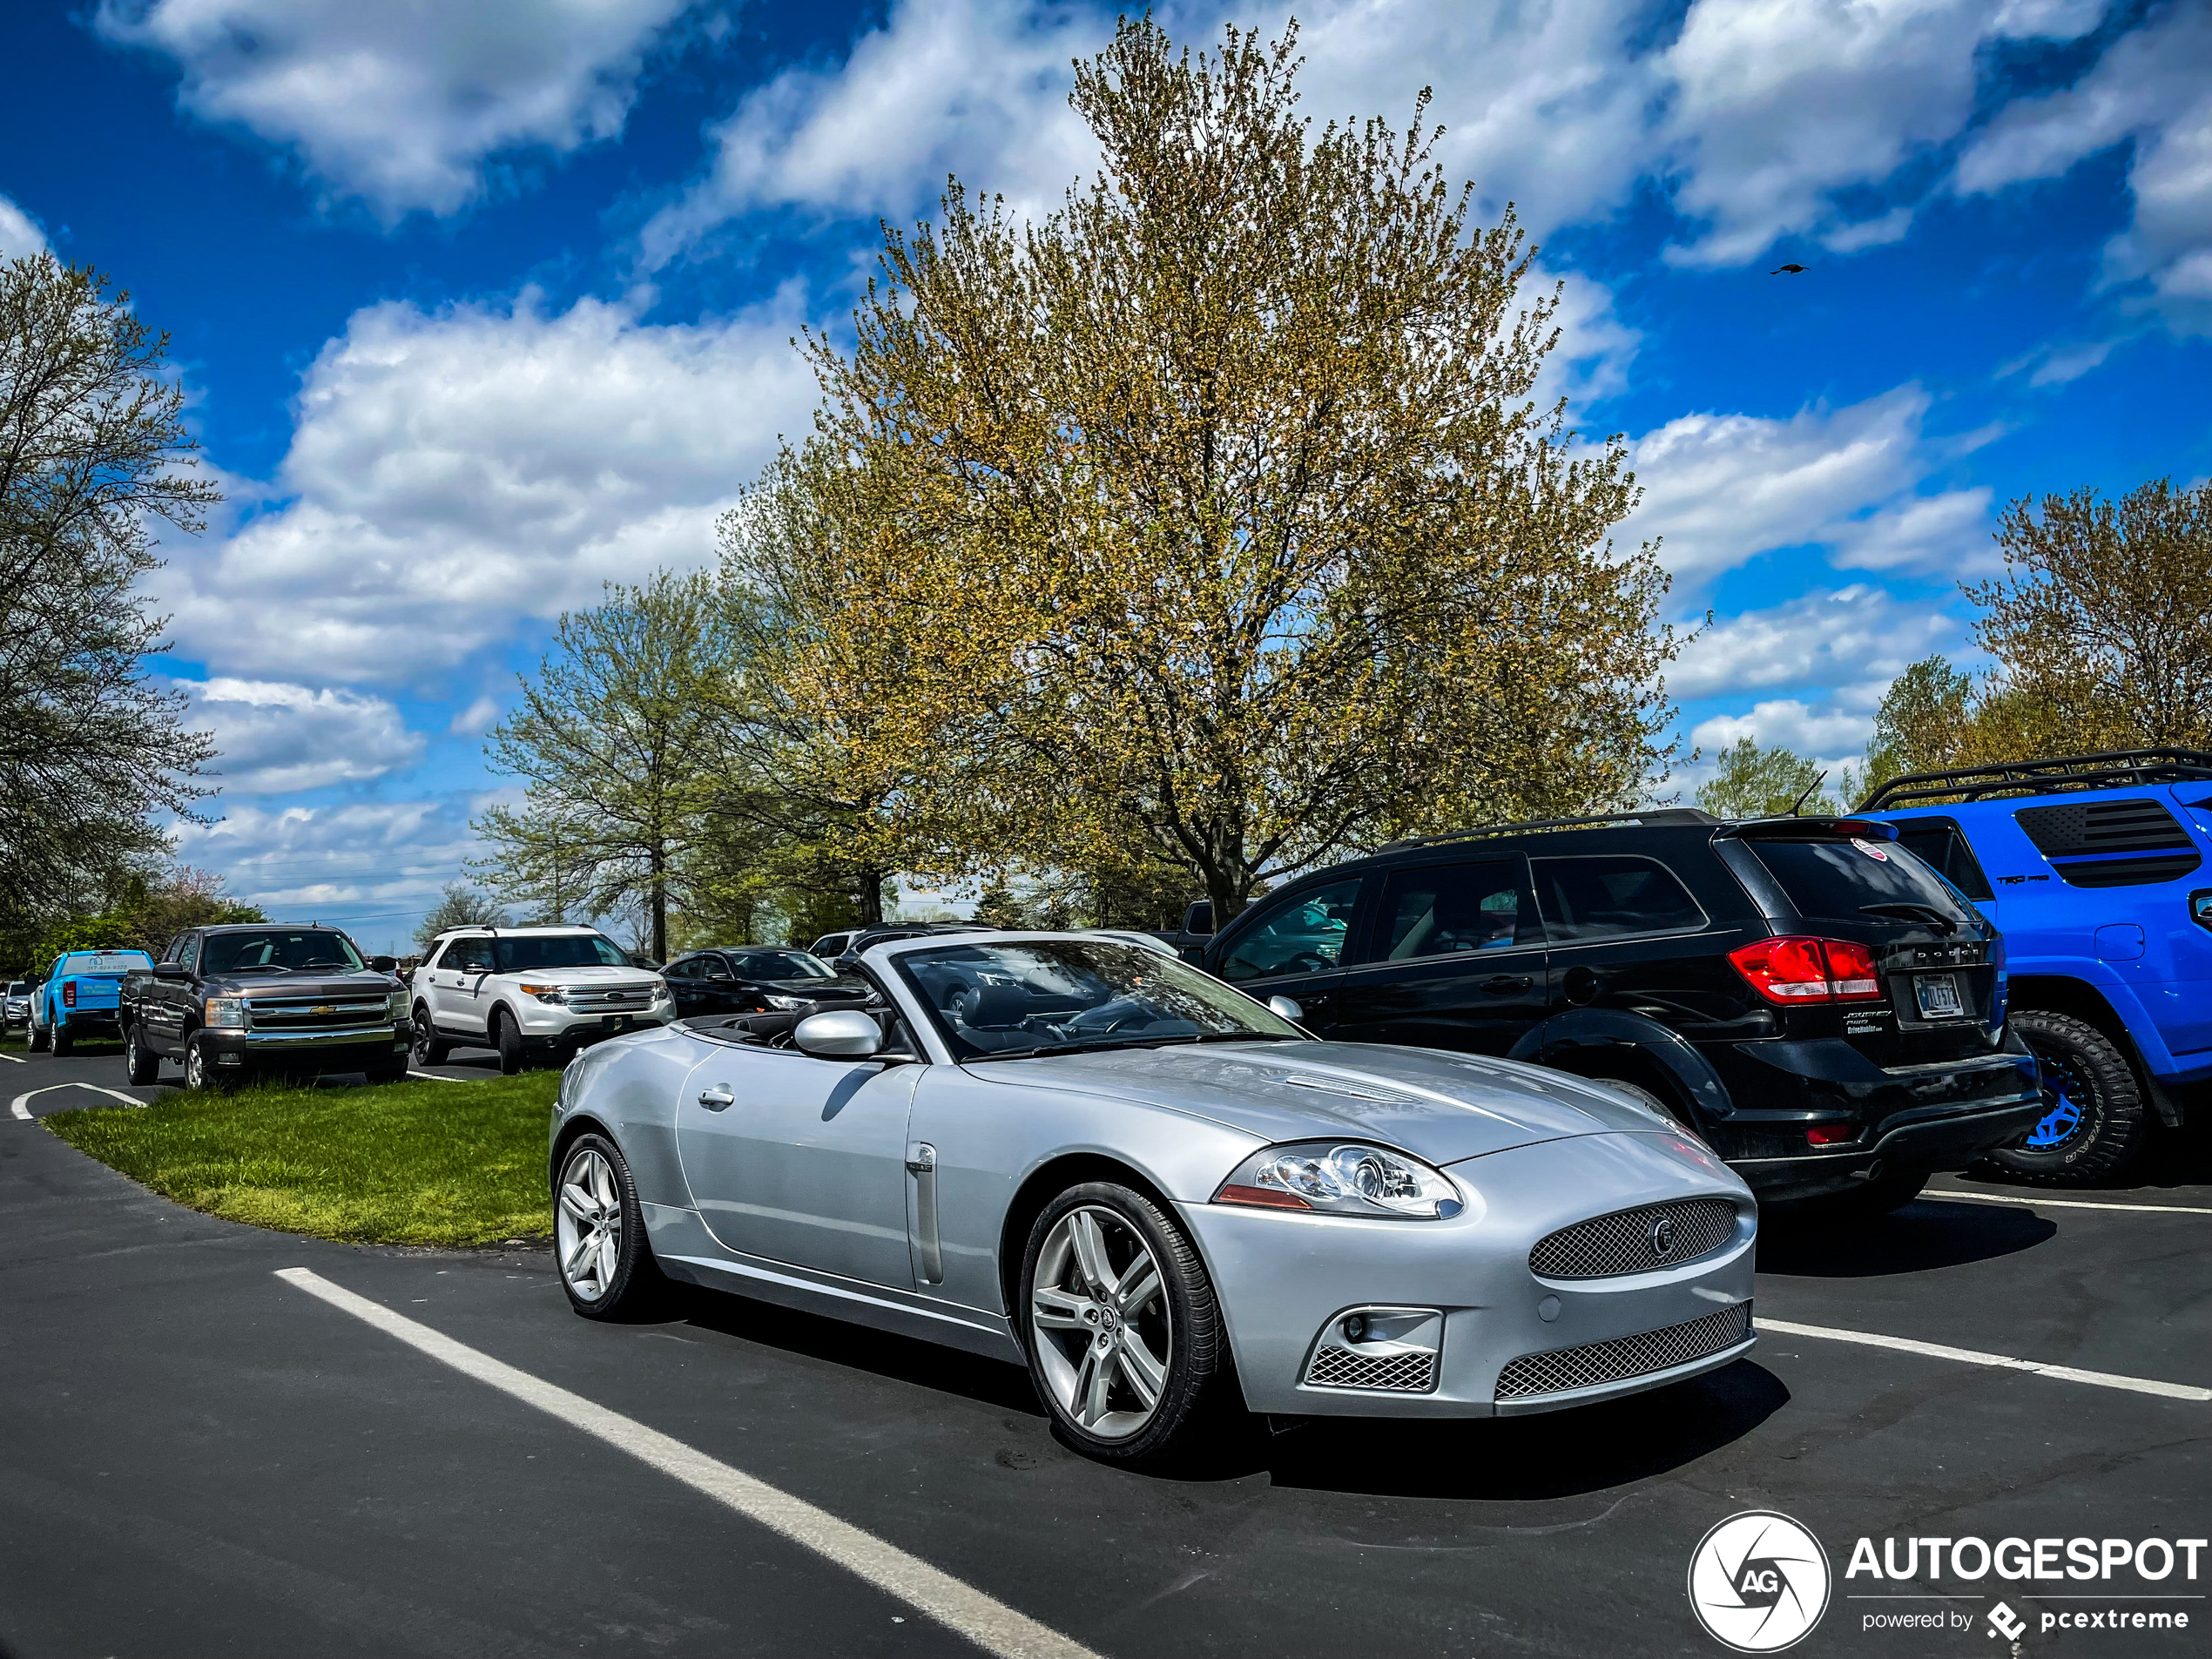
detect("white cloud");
top-left (0, 193), bottom-right (51, 260)
top-left (1956, 1), bottom-right (2212, 335)
top-left (161, 287), bottom-right (819, 684)
top-left (1669, 587), bottom-right (1956, 701)
top-left (449, 696), bottom-right (502, 736)
top-left (1533, 265), bottom-right (1642, 408)
top-left (98, 0), bottom-right (702, 219)
top-left (1622, 385), bottom-right (1989, 585)
top-left (1690, 698), bottom-right (1876, 763)
top-left (187, 678), bottom-right (424, 793)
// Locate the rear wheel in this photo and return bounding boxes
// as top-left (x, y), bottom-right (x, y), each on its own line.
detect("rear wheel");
top-left (51, 1022), bottom-right (72, 1056)
top-left (411, 1005), bottom-right (450, 1067)
top-left (124, 1023), bottom-right (160, 1084)
top-left (1021, 1182), bottom-right (1229, 1467)
top-left (1982, 1010), bottom-right (2147, 1186)
top-left (555, 1134), bottom-right (667, 1319)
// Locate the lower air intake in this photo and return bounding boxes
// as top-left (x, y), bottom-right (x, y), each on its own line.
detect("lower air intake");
top-left (1493, 1302), bottom-right (1751, 1401)
top-left (1305, 1345), bottom-right (1438, 1393)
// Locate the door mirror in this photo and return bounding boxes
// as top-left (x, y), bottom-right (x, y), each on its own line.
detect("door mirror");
top-left (369, 955), bottom-right (398, 974)
top-left (1183, 900), bottom-right (1213, 935)
top-left (153, 961), bottom-right (191, 981)
top-left (1266, 995), bottom-right (1305, 1022)
top-left (792, 1008), bottom-right (884, 1059)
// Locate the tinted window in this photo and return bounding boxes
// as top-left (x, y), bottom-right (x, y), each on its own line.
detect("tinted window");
top-left (1533, 856), bottom-right (1705, 942)
top-left (179, 935), bottom-right (200, 974)
top-left (664, 958), bottom-right (698, 980)
top-left (1216, 879), bottom-right (1362, 982)
top-left (698, 956), bottom-right (734, 980)
top-left (730, 950), bottom-right (832, 980)
top-left (200, 931), bottom-right (363, 974)
top-left (1890, 820), bottom-right (1994, 902)
top-left (443, 937), bottom-right (495, 972)
top-left (1372, 860), bottom-right (1538, 961)
top-left (1747, 837), bottom-right (1979, 925)
top-left (491, 934), bottom-right (630, 972)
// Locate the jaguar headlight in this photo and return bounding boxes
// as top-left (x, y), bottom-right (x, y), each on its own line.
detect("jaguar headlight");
top-left (1214, 1141), bottom-right (1463, 1219)
top-left (204, 996), bottom-right (246, 1029)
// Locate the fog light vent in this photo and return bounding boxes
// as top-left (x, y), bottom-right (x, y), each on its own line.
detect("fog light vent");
top-left (1303, 1306), bottom-right (1442, 1393)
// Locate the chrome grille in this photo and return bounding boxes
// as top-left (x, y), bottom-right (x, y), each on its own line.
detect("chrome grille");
top-left (565, 984), bottom-right (656, 1010)
top-left (1305, 1345), bottom-right (1437, 1393)
top-left (1528, 1198), bottom-right (1738, 1279)
top-left (246, 995), bottom-right (391, 1030)
top-left (1494, 1303), bottom-right (1751, 1401)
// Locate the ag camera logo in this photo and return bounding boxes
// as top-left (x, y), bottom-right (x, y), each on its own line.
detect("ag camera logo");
top-left (1689, 1511), bottom-right (1831, 1652)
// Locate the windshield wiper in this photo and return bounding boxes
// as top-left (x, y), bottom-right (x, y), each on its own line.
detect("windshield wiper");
top-left (1861, 902), bottom-right (1959, 935)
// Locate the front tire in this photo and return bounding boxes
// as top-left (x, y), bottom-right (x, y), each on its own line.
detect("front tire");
top-left (1982, 1010), bottom-right (2147, 1185)
top-left (125, 1023), bottom-right (160, 1084)
top-left (493, 1008), bottom-right (524, 1075)
top-left (1021, 1181), bottom-right (1228, 1466)
top-left (411, 1005), bottom-right (450, 1067)
top-left (27, 1017), bottom-right (48, 1053)
top-left (183, 1034), bottom-right (235, 1093)
top-left (555, 1133), bottom-right (666, 1319)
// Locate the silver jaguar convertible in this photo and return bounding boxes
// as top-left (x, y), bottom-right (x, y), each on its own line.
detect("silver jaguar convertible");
top-left (549, 933), bottom-right (1757, 1465)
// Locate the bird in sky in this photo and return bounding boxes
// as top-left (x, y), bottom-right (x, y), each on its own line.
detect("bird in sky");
top-left (1770, 263), bottom-right (1810, 274)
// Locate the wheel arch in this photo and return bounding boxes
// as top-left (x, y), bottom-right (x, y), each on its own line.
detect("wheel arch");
top-left (549, 1110), bottom-right (616, 1193)
top-left (1508, 1008), bottom-right (1734, 1126)
top-left (2007, 976), bottom-right (2178, 1127)
top-left (995, 1152), bottom-right (1181, 1325)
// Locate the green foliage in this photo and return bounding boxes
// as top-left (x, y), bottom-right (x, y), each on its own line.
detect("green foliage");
top-left (15, 867), bottom-right (261, 974)
top-left (1696, 738), bottom-right (1849, 819)
top-left (46, 1071), bottom-right (559, 1246)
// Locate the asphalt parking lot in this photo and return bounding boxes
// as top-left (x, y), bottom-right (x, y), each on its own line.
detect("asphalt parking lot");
top-left (3, 1042), bottom-right (2207, 1658)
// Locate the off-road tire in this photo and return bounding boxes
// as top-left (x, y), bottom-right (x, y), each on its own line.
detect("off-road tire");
top-left (1020, 1181), bottom-right (1231, 1467)
top-left (124, 1023), bottom-right (161, 1084)
top-left (411, 1005), bottom-right (450, 1068)
top-left (1981, 1009), bottom-right (2147, 1186)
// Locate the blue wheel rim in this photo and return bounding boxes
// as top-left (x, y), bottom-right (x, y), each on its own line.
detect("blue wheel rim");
top-left (2026, 1092), bottom-right (2083, 1150)
top-left (2023, 1044), bottom-right (2092, 1151)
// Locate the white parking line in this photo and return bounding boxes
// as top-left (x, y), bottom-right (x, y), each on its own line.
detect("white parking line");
top-left (407, 1070), bottom-right (469, 1083)
top-left (1930, 1188), bottom-right (2212, 1217)
top-left (0, 1050), bottom-right (24, 1063)
top-left (10, 1083), bottom-right (145, 1120)
top-left (275, 1268), bottom-right (1097, 1659)
top-left (1758, 1318), bottom-right (2211, 1402)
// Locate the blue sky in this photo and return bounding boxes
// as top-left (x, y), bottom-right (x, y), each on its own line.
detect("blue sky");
top-left (5, 0), bottom-right (2209, 953)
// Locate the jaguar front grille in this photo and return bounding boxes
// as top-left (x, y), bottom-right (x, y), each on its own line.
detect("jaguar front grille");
top-left (1493, 1302), bottom-right (1751, 1401)
top-left (1528, 1197), bottom-right (1739, 1279)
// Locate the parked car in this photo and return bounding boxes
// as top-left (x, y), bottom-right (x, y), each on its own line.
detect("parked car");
top-left (549, 932), bottom-right (1756, 1465)
top-left (1195, 808), bottom-right (2045, 1214)
top-left (663, 947), bottom-right (871, 1020)
top-left (412, 925), bottom-right (675, 1074)
top-left (1860, 747), bottom-right (2212, 1184)
top-left (1150, 900), bottom-right (1217, 956)
top-left (29, 949), bottom-right (157, 1055)
top-left (118, 927), bottom-right (408, 1089)
top-left (809, 922), bottom-right (996, 967)
top-left (3, 980), bottom-right (28, 1030)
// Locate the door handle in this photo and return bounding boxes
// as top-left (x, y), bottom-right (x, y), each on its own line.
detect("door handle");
top-left (907, 1142), bottom-right (942, 1285)
top-left (1480, 975), bottom-right (1532, 994)
top-left (698, 1084), bottom-right (735, 1111)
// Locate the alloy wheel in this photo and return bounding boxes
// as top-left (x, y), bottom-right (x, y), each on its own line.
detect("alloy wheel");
top-left (556, 1147), bottom-right (623, 1302)
top-left (1029, 1204), bottom-right (1171, 1440)
top-left (185, 1042), bottom-right (206, 1090)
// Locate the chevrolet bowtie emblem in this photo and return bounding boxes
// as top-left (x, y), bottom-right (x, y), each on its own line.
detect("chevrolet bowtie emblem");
top-left (309, 1005), bottom-right (337, 1015)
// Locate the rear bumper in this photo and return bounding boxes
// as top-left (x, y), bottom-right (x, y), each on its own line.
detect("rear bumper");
top-left (1734, 1097), bottom-right (2047, 1201)
top-left (58, 1010), bottom-right (121, 1036)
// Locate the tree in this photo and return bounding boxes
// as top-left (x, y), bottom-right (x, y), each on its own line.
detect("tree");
top-left (415, 881), bottom-right (509, 952)
top-left (0, 254), bottom-right (219, 916)
top-left (1859, 654), bottom-right (1974, 796)
top-left (1696, 738), bottom-right (1848, 819)
top-left (731, 19), bottom-right (1679, 925)
top-left (1965, 477), bottom-right (2212, 750)
top-left (473, 572), bottom-right (739, 961)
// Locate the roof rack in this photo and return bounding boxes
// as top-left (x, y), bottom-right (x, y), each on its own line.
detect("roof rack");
top-left (1376, 807), bottom-right (1718, 854)
top-left (1859, 748), bottom-right (2212, 811)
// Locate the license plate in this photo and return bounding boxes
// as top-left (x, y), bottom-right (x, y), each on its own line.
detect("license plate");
top-left (602, 1015), bottom-right (627, 1031)
top-left (1914, 974), bottom-right (1964, 1019)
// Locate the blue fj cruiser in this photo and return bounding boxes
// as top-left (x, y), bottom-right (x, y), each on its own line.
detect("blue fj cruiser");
top-left (1861, 749), bottom-right (2212, 1184)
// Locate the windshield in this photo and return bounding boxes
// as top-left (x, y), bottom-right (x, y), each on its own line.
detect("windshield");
top-left (200, 931), bottom-right (364, 974)
top-left (730, 950), bottom-right (835, 980)
top-left (896, 938), bottom-right (1305, 1061)
top-left (491, 934), bottom-right (631, 972)
top-left (5, 982), bottom-right (22, 995)
top-left (1747, 836), bottom-right (1982, 927)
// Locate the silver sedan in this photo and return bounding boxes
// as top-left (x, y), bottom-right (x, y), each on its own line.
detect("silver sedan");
top-left (550, 933), bottom-right (1757, 1465)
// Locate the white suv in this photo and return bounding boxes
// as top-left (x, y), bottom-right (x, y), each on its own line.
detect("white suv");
top-left (411, 926), bottom-right (674, 1073)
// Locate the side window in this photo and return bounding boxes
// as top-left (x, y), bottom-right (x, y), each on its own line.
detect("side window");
top-left (178, 934), bottom-right (200, 974)
top-left (1216, 879), bottom-right (1363, 982)
top-left (1370, 860), bottom-right (1539, 961)
top-left (447, 938), bottom-right (495, 972)
top-left (1533, 856), bottom-right (1706, 943)
top-left (664, 958), bottom-right (695, 980)
top-left (700, 956), bottom-right (733, 981)
top-left (1891, 819), bottom-right (1995, 902)
top-left (160, 934), bottom-right (181, 963)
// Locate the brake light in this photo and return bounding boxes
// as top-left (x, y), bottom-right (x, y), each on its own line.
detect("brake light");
top-left (1805, 1123), bottom-right (1853, 1146)
top-left (1730, 936), bottom-right (1887, 1005)
top-left (63, 982), bottom-right (77, 1008)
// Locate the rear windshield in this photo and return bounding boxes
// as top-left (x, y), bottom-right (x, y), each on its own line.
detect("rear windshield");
top-left (492, 934), bottom-right (631, 972)
top-left (59, 951), bottom-right (155, 975)
top-left (1747, 837), bottom-right (1980, 926)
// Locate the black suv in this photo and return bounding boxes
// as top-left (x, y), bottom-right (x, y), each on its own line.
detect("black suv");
top-left (664, 946), bottom-right (873, 1020)
top-left (1197, 809), bottom-right (2044, 1210)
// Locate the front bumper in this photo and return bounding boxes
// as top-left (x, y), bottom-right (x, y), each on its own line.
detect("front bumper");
top-left (1181, 1131), bottom-right (1758, 1418)
top-left (200, 1022), bottom-right (413, 1069)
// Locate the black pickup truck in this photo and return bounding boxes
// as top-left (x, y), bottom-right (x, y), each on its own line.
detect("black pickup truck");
top-left (119, 924), bottom-right (414, 1090)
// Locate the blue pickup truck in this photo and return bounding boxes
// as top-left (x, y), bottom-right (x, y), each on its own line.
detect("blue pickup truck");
top-left (26, 949), bottom-right (158, 1055)
top-left (1862, 748), bottom-right (2212, 1184)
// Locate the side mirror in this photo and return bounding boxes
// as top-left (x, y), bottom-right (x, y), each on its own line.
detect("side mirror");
top-left (1183, 900), bottom-right (1214, 935)
top-left (370, 955), bottom-right (398, 974)
top-left (792, 1008), bottom-right (884, 1059)
top-left (1266, 995), bottom-right (1305, 1022)
top-left (153, 962), bottom-right (191, 981)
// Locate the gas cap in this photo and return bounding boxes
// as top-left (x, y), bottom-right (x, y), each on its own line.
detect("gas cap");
top-left (2094, 923), bottom-right (2145, 962)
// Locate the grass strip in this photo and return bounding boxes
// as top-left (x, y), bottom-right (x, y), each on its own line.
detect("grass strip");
top-left (46, 1072), bottom-right (562, 1246)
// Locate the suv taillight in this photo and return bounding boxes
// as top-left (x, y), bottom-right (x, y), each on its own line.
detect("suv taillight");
top-left (62, 981), bottom-right (77, 1008)
top-left (1730, 936), bottom-right (1885, 1005)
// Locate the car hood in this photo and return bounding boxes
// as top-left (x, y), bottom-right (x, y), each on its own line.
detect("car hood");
top-left (962, 1041), bottom-right (1673, 1164)
top-left (481, 966), bottom-right (659, 987)
top-left (203, 972), bottom-right (399, 998)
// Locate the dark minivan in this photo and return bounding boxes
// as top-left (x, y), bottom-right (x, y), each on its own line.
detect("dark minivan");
top-left (1198, 809), bottom-right (2045, 1211)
